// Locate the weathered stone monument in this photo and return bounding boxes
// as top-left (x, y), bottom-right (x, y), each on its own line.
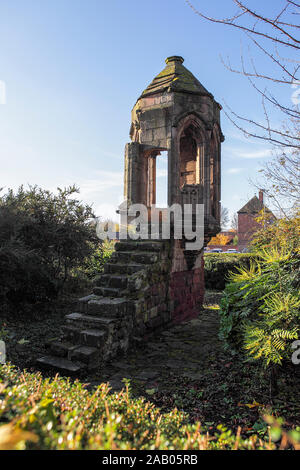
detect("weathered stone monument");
top-left (37, 56), bottom-right (223, 374)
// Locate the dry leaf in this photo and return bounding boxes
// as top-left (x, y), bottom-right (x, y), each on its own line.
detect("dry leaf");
top-left (0, 423), bottom-right (38, 450)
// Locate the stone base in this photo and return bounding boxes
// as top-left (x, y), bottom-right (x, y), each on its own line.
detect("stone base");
top-left (36, 239), bottom-right (205, 374)
top-left (170, 265), bottom-right (204, 324)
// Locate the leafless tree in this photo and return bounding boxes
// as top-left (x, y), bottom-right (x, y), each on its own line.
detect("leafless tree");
top-left (185, 1), bottom-right (300, 212)
top-left (221, 205), bottom-right (230, 229)
top-left (231, 212), bottom-right (239, 231)
top-left (258, 141), bottom-right (300, 215)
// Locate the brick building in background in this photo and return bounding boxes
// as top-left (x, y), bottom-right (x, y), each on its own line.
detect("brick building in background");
top-left (237, 190), bottom-right (275, 252)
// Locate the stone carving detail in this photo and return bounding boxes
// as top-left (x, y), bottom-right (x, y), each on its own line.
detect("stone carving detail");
top-left (181, 184), bottom-right (203, 208)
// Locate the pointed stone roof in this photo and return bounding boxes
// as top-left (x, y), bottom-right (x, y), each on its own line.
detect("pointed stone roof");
top-left (140, 56), bottom-right (212, 98)
top-left (238, 195), bottom-right (270, 214)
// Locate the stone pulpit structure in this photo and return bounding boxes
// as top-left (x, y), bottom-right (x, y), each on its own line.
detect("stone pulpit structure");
top-left (124, 55), bottom-right (223, 241)
top-left (37, 56), bottom-right (224, 374)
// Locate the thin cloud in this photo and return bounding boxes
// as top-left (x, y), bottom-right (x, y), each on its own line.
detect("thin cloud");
top-left (93, 202), bottom-right (119, 221)
top-left (226, 168), bottom-right (244, 175)
top-left (52, 170), bottom-right (124, 218)
top-left (238, 149), bottom-right (273, 159)
top-left (225, 146), bottom-right (273, 159)
top-left (78, 171), bottom-right (123, 195)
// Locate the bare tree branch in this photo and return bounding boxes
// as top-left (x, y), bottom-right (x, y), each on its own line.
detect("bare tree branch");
top-left (222, 104), bottom-right (300, 149)
top-left (185, 0), bottom-right (300, 49)
top-left (233, 0), bottom-right (300, 44)
top-left (287, 0), bottom-right (300, 8)
top-left (246, 78), bottom-right (300, 120)
top-left (186, 1), bottom-right (300, 212)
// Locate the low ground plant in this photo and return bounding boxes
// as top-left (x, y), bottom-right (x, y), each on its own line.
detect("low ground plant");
top-left (219, 244), bottom-right (300, 392)
top-left (0, 364), bottom-right (299, 450)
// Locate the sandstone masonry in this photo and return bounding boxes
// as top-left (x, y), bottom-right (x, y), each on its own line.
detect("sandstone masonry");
top-left (37, 56), bottom-right (223, 374)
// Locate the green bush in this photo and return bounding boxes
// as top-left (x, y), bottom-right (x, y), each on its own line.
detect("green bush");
top-left (251, 210), bottom-right (300, 254)
top-left (0, 185), bottom-right (100, 312)
top-left (219, 248), bottom-right (300, 369)
top-left (204, 253), bottom-right (253, 290)
top-left (81, 240), bottom-right (115, 279)
top-left (1, 364), bottom-right (298, 450)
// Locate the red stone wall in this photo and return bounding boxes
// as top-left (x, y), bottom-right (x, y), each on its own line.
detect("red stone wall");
top-left (169, 262), bottom-right (204, 324)
top-left (132, 241), bottom-right (205, 338)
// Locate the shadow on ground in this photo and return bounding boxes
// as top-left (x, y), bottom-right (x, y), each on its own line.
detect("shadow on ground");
top-left (94, 291), bottom-right (223, 391)
top-left (3, 290), bottom-right (300, 435)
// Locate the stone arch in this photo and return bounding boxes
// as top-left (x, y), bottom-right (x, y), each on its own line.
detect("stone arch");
top-left (176, 114), bottom-right (207, 188)
top-left (173, 110), bottom-right (211, 131)
top-left (170, 114), bottom-right (208, 211)
top-left (143, 147), bottom-right (168, 208)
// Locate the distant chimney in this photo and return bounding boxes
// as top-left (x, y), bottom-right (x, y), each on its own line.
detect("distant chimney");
top-left (259, 190), bottom-right (264, 203)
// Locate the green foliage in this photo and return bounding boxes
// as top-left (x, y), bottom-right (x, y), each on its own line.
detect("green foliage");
top-left (233, 235), bottom-right (238, 246)
top-left (1, 364), bottom-right (299, 450)
top-left (204, 253), bottom-right (253, 290)
top-left (81, 240), bottom-right (115, 279)
top-left (251, 210), bottom-right (300, 255)
top-left (0, 185), bottom-right (100, 311)
top-left (0, 326), bottom-right (9, 341)
top-left (219, 247), bottom-right (300, 369)
top-left (243, 292), bottom-right (300, 367)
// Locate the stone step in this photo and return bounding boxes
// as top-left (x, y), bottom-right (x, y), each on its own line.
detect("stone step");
top-left (115, 240), bottom-right (164, 252)
top-left (46, 339), bottom-right (101, 366)
top-left (65, 312), bottom-right (117, 330)
top-left (77, 294), bottom-right (102, 314)
top-left (111, 251), bottom-right (159, 265)
top-left (36, 355), bottom-right (82, 374)
top-left (62, 325), bottom-right (81, 343)
top-left (80, 328), bottom-right (106, 348)
top-left (92, 286), bottom-right (123, 298)
top-left (69, 345), bottom-right (99, 368)
top-left (133, 251), bottom-right (159, 264)
top-left (47, 340), bottom-right (78, 359)
top-left (94, 274), bottom-right (128, 289)
top-left (87, 297), bottom-right (128, 317)
top-left (61, 325), bottom-right (107, 349)
top-left (104, 263), bottom-right (145, 275)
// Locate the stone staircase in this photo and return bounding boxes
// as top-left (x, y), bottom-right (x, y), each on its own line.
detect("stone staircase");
top-left (36, 240), bottom-right (169, 375)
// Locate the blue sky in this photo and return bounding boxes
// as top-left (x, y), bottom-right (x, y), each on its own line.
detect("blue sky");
top-left (0, 0), bottom-right (295, 224)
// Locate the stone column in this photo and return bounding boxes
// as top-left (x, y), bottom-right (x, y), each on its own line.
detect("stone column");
top-left (147, 155), bottom-right (157, 206)
top-left (124, 142), bottom-right (148, 206)
top-left (203, 134), bottom-right (211, 219)
top-left (169, 129), bottom-right (180, 206)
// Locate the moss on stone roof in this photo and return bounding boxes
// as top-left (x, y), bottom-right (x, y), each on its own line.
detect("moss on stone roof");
top-left (141, 56), bottom-right (212, 98)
